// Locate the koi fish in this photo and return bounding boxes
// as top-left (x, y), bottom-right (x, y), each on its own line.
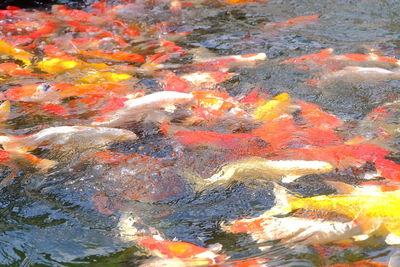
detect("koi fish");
top-left (3, 83), bottom-right (129, 102)
top-left (266, 14), bottom-right (319, 29)
top-left (281, 49), bottom-right (333, 70)
top-left (0, 126), bottom-right (137, 153)
top-left (92, 91), bottom-right (194, 127)
top-left (313, 66), bottom-right (400, 86)
top-left (0, 40), bottom-right (34, 65)
top-left (185, 156), bottom-right (333, 191)
top-left (252, 93), bottom-right (291, 121)
top-left (252, 116), bottom-right (343, 150)
top-left (77, 72), bottom-right (132, 84)
top-left (77, 49), bottom-right (145, 63)
top-left (0, 63), bottom-right (43, 77)
top-left (266, 183), bottom-right (400, 244)
top-left (190, 50), bottom-right (267, 72)
top-left (0, 150), bottom-right (56, 188)
top-left (296, 101), bottom-right (343, 129)
top-left (222, 215), bottom-right (362, 246)
top-left (118, 215), bottom-right (227, 265)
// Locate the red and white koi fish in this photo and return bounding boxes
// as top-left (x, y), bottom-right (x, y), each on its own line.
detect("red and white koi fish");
top-left (92, 91), bottom-right (194, 127)
top-left (0, 126), bottom-right (137, 153)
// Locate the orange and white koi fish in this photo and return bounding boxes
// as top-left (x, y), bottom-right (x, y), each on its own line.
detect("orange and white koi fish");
top-left (0, 126), bottom-right (137, 153)
top-left (118, 215), bottom-right (227, 265)
top-left (222, 215), bottom-right (361, 246)
top-left (92, 91), bottom-right (194, 127)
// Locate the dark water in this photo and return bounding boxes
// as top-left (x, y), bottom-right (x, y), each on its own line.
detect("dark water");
top-left (0, 0), bottom-right (400, 266)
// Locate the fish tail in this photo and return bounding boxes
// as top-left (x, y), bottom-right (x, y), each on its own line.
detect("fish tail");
top-left (264, 183), bottom-right (299, 216)
top-left (180, 168), bottom-right (210, 192)
top-left (0, 100), bottom-right (10, 123)
top-left (0, 135), bottom-right (32, 153)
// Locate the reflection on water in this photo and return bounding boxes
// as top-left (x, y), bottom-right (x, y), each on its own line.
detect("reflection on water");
top-left (0, 0), bottom-right (400, 266)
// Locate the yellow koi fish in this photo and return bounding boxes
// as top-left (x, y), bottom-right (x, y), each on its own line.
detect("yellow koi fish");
top-left (267, 182), bottom-right (400, 244)
top-left (0, 40), bottom-right (33, 66)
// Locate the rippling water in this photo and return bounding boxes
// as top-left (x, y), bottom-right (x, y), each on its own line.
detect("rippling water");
top-left (1, 0), bottom-right (400, 266)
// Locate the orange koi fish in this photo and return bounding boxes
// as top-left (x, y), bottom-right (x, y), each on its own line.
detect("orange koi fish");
top-left (0, 150), bottom-right (56, 188)
top-left (77, 49), bottom-right (144, 63)
top-left (0, 63), bottom-right (44, 77)
top-left (328, 260), bottom-right (387, 267)
top-left (296, 101), bottom-right (343, 129)
top-left (282, 48), bottom-right (333, 70)
top-left (172, 130), bottom-right (260, 150)
top-left (252, 116), bottom-right (343, 150)
top-left (266, 14), bottom-right (319, 29)
top-left (3, 83), bottom-right (63, 102)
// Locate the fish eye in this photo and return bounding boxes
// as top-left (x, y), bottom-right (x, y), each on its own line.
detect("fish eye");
top-left (40, 83), bottom-right (52, 92)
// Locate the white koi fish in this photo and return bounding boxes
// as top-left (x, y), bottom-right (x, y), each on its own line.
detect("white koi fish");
top-left (92, 91), bottom-right (194, 127)
top-left (185, 156), bottom-right (333, 191)
top-left (222, 215), bottom-right (362, 246)
top-left (0, 126), bottom-right (137, 152)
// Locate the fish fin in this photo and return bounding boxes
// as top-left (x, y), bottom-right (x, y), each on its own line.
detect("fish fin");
top-left (264, 183), bottom-right (299, 216)
top-left (386, 233), bottom-right (400, 245)
top-left (180, 168), bottom-right (209, 192)
top-left (389, 251), bottom-right (400, 267)
top-left (36, 158), bottom-right (57, 171)
top-left (0, 167), bottom-right (17, 188)
top-left (281, 174), bottom-right (301, 183)
top-left (325, 181), bottom-right (356, 194)
top-left (352, 234), bottom-right (370, 241)
top-left (0, 100), bottom-right (10, 122)
top-left (0, 135), bottom-right (32, 153)
top-left (353, 214), bottom-right (382, 235)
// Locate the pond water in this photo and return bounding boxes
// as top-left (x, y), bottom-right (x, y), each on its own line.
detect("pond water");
top-left (0, 0), bottom-right (400, 266)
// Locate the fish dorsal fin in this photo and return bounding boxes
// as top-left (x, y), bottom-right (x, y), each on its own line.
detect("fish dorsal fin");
top-left (326, 181), bottom-right (356, 194)
top-left (264, 183), bottom-right (299, 216)
top-left (281, 174), bottom-right (301, 183)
